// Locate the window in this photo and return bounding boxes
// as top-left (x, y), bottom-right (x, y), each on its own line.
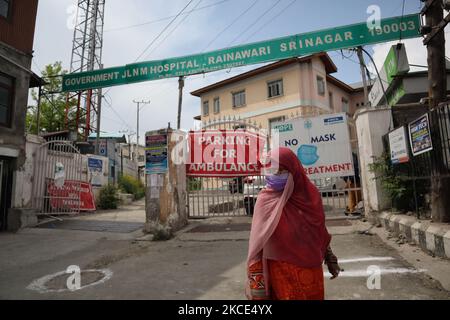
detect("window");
top-left (232, 90), bottom-right (246, 108)
top-left (233, 124), bottom-right (246, 130)
top-left (203, 100), bottom-right (209, 116)
top-left (269, 116), bottom-right (286, 129)
top-left (268, 79), bottom-right (283, 98)
top-left (317, 76), bottom-right (325, 96)
top-left (0, 0), bottom-right (11, 19)
top-left (329, 92), bottom-right (334, 110)
top-left (213, 97), bottom-right (220, 114)
top-left (342, 98), bottom-right (349, 114)
top-left (0, 73), bottom-right (14, 127)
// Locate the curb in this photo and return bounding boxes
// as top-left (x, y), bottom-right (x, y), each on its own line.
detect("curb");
top-left (377, 212), bottom-right (450, 259)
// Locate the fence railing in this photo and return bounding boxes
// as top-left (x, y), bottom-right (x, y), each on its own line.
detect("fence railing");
top-left (382, 101), bottom-right (450, 217)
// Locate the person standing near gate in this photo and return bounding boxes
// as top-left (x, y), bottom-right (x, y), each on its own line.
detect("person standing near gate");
top-left (343, 152), bottom-right (362, 215)
top-left (246, 147), bottom-right (341, 300)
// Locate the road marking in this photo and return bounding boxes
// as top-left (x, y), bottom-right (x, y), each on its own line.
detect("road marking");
top-left (26, 268), bottom-right (113, 294)
top-left (324, 268), bottom-right (427, 278)
top-left (339, 256), bottom-right (396, 264)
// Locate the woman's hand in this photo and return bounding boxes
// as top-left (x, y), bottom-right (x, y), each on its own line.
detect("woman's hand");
top-left (324, 247), bottom-right (342, 280)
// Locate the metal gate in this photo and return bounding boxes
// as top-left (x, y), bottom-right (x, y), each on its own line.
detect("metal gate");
top-left (32, 138), bottom-right (84, 215)
top-left (186, 118), bottom-right (364, 218)
top-left (312, 138), bottom-right (363, 217)
top-left (187, 119), bottom-right (265, 218)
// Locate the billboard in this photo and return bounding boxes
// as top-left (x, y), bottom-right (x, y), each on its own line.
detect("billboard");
top-left (274, 113), bottom-right (354, 179)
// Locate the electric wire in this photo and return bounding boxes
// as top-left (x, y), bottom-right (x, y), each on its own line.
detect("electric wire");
top-left (202, 0), bottom-right (259, 52)
top-left (240, 0), bottom-right (297, 43)
top-left (134, 0), bottom-right (195, 62)
top-left (104, 0), bottom-right (232, 33)
top-left (227, 0), bottom-right (282, 47)
top-left (143, 0), bottom-right (204, 60)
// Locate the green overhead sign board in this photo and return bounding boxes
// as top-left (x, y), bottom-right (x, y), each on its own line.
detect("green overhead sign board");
top-left (369, 43), bottom-right (410, 107)
top-left (62, 14), bottom-right (421, 92)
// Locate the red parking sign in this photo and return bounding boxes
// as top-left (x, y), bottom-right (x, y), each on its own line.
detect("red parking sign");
top-left (186, 130), bottom-right (266, 177)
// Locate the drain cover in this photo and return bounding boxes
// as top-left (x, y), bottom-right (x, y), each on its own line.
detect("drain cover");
top-left (36, 220), bottom-right (144, 233)
top-left (27, 268), bottom-right (113, 293)
top-left (187, 223), bottom-right (251, 233)
top-left (46, 271), bottom-right (105, 290)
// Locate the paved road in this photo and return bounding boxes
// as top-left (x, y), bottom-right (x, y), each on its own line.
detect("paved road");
top-left (0, 208), bottom-right (449, 300)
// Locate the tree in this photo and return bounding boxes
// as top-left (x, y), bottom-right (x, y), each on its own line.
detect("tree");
top-left (26, 62), bottom-right (79, 134)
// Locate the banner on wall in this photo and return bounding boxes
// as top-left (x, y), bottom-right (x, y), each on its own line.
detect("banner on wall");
top-left (47, 180), bottom-right (96, 211)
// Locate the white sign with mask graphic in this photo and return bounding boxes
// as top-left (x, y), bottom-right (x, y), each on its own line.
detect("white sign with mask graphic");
top-left (273, 113), bottom-right (354, 180)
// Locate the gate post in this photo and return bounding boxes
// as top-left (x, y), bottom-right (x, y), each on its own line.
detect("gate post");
top-left (144, 129), bottom-right (188, 238)
top-left (354, 107), bottom-right (392, 221)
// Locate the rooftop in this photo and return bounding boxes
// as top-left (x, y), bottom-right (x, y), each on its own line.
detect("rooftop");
top-left (88, 132), bottom-right (127, 143)
top-left (191, 53), bottom-right (340, 97)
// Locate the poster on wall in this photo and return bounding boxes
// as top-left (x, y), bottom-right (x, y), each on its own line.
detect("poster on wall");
top-left (88, 157), bottom-right (103, 187)
top-left (408, 114), bottom-right (433, 156)
top-left (274, 113), bottom-right (354, 179)
top-left (388, 126), bottom-right (410, 164)
top-left (145, 131), bottom-right (168, 174)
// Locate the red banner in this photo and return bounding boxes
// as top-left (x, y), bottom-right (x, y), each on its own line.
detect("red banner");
top-left (47, 180), bottom-right (96, 211)
top-left (186, 130), bottom-right (266, 177)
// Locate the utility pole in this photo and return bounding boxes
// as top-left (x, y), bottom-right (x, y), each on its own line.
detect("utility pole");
top-left (356, 47), bottom-right (369, 107)
top-left (133, 99), bottom-right (150, 180)
top-left (177, 76), bottom-right (185, 129)
top-left (95, 64), bottom-right (104, 155)
top-left (421, 0), bottom-right (450, 222)
top-left (36, 85), bottom-right (42, 135)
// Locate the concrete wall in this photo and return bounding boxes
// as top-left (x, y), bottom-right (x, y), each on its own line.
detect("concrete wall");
top-left (11, 134), bottom-right (44, 209)
top-left (0, 43), bottom-right (32, 169)
top-left (355, 107), bottom-right (392, 218)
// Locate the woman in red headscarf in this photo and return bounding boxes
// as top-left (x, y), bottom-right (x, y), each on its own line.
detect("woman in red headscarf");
top-left (246, 147), bottom-right (341, 300)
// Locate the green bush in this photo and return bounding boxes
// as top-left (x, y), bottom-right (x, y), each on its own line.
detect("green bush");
top-left (97, 184), bottom-right (119, 209)
top-left (119, 174), bottom-right (145, 200)
top-left (368, 153), bottom-right (429, 212)
top-left (188, 177), bottom-right (201, 191)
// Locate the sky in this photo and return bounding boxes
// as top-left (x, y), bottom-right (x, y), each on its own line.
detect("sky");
top-left (30, 0), bottom-right (449, 145)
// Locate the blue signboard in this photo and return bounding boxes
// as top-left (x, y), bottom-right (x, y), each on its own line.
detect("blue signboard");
top-left (88, 158), bottom-right (103, 172)
top-left (145, 148), bottom-right (168, 174)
